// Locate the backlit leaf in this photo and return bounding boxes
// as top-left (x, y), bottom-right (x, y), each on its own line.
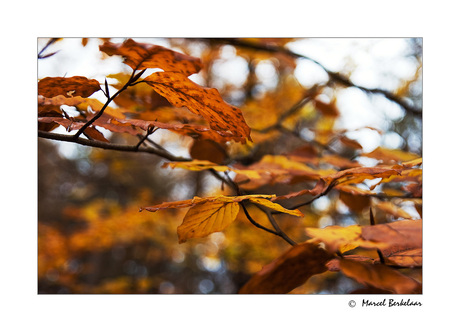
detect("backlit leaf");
top-left (247, 197), bottom-right (304, 217)
top-left (100, 39), bottom-right (202, 75)
top-left (239, 242), bottom-right (333, 294)
top-left (38, 76), bottom-right (101, 98)
top-left (339, 259), bottom-right (422, 294)
top-left (143, 71), bottom-right (252, 142)
top-left (178, 200), bottom-right (239, 243)
top-left (140, 194), bottom-right (275, 213)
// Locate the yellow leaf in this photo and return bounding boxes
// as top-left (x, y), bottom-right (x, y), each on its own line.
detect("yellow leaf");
top-left (248, 197), bottom-right (304, 217)
top-left (178, 200), bottom-right (240, 243)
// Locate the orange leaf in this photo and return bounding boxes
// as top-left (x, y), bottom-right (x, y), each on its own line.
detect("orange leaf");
top-left (111, 118), bottom-right (238, 143)
top-left (140, 194), bottom-right (274, 213)
top-left (38, 76), bottom-right (101, 98)
top-left (274, 166), bottom-right (401, 201)
top-left (100, 38), bottom-right (202, 75)
top-left (339, 259), bottom-right (422, 294)
top-left (239, 242), bottom-right (333, 294)
top-left (178, 200), bottom-right (239, 243)
top-left (362, 147), bottom-right (420, 164)
top-left (144, 71), bottom-right (252, 142)
top-left (306, 219), bottom-right (422, 253)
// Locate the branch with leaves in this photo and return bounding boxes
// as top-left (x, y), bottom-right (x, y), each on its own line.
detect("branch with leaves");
top-left (38, 38), bottom-right (422, 294)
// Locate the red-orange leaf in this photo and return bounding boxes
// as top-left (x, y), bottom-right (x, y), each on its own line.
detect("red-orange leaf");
top-left (144, 71), bottom-right (252, 142)
top-left (239, 242), bottom-right (333, 294)
top-left (38, 76), bottom-right (101, 98)
top-left (339, 259), bottom-right (422, 294)
top-left (99, 39), bottom-right (202, 75)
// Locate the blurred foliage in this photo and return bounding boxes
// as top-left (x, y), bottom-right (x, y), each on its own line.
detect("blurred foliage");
top-left (38, 38), bottom-right (422, 293)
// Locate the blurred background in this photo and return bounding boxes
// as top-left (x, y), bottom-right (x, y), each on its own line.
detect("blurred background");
top-left (38, 38), bottom-right (422, 294)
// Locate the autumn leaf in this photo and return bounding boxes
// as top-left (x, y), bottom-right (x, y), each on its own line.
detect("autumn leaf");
top-left (239, 242), bottom-right (334, 294)
top-left (100, 38), bottom-right (202, 75)
top-left (247, 197), bottom-right (303, 217)
top-left (178, 200), bottom-right (240, 243)
top-left (362, 147), bottom-right (421, 164)
top-left (339, 259), bottom-right (422, 294)
top-left (141, 194), bottom-right (302, 242)
top-left (143, 71), bottom-right (252, 142)
top-left (140, 194), bottom-right (302, 216)
top-left (274, 165), bottom-right (401, 201)
top-left (306, 219), bottom-right (422, 253)
top-left (374, 201), bottom-right (413, 219)
top-left (38, 76), bottom-right (101, 98)
top-left (164, 160), bottom-right (262, 180)
top-left (110, 118), bottom-right (239, 143)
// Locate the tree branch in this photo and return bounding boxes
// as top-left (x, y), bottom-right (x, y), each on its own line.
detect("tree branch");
top-left (200, 38), bottom-right (422, 117)
top-left (38, 130), bottom-right (191, 162)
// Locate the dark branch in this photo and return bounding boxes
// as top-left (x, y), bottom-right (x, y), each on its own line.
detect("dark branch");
top-left (200, 38), bottom-right (422, 117)
top-left (38, 130), bottom-right (191, 162)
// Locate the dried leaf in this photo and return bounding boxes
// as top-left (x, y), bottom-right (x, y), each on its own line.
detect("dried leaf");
top-left (100, 38), bottom-right (202, 75)
top-left (274, 166), bottom-right (401, 201)
top-left (362, 147), bottom-right (420, 164)
top-left (189, 139), bottom-right (227, 164)
top-left (178, 200), bottom-right (240, 243)
top-left (111, 118), bottom-right (237, 143)
top-left (385, 248), bottom-right (422, 267)
top-left (339, 259), bottom-right (422, 294)
top-left (239, 242), bottom-right (333, 294)
top-left (374, 201), bottom-right (413, 219)
top-left (144, 71), bottom-right (252, 142)
top-left (38, 76), bottom-right (101, 98)
top-left (306, 219), bottom-right (422, 253)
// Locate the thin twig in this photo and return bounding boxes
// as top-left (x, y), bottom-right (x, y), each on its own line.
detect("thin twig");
top-left (73, 68), bottom-right (141, 139)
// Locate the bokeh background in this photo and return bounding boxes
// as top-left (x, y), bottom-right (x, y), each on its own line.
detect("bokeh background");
top-left (38, 38), bottom-right (422, 294)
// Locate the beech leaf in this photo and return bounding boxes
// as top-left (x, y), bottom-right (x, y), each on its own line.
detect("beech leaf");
top-left (99, 38), bottom-right (202, 75)
top-left (178, 200), bottom-right (240, 243)
top-left (239, 242), bottom-right (333, 294)
top-left (38, 76), bottom-right (101, 98)
top-left (144, 71), bottom-right (252, 142)
top-left (306, 219), bottom-right (422, 253)
top-left (339, 259), bottom-right (422, 294)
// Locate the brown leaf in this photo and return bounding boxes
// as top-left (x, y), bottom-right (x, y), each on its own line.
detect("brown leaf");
top-left (306, 219), bottom-right (422, 254)
top-left (100, 38), bottom-right (202, 75)
top-left (111, 118), bottom-right (237, 143)
top-left (339, 191), bottom-right (371, 212)
top-left (189, 139), bottom-right (228, 164)
top-left (339, 135), bottom-right (363, 150)
top-left (361, 219), bottom-right (422, 249)
top-left (38, 76), bottom-right (101, 98)
top-left (384, 248), bottom-right (422, 267)
top-left (239, 242), bottom-right (333, 294)
top-left (339, 259), bottom-right (422, 294)
top-left (274, 166), bottom-right (401, 201)
top-left (374, 201), bottom-right (413, 219)
top-left (144, 71), bottom-right (252, 142)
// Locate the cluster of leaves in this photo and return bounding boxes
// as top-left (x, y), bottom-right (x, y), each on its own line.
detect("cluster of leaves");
top-left (38, 38), bottom-right (422, 294)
